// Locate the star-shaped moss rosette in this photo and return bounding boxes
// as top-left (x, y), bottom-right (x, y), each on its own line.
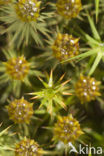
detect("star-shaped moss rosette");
top-left (15, 137), bottom-right (44, 156)
top-left (0, 49), bottom-right (43, 102)
top-left (0, 0), bottom-right (55, 47)
top-left (53, 114), bottom-right (83, 144)
top-left (52, 33), bottom-right (80, 61)
top-left (6, 97), bottom-right (33, 124)
top-left (75, 74), bottom-right (101, 103)
top-left (37, 32), bottom-right (80, 71)
top-left (56, 0), bottom-right (82, 19)
top-left (29, 71), bottom-right (72, 115)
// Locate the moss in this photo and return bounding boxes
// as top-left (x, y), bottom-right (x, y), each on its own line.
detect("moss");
top-left (53, 114), bottom-right (83, 144)
top-left (6, 97), bottom-right (33, 124)
top-left (52, 33), bottom-right (79, 61)
top-left (15, 0), bottom-right (41, 22)
top-left (56, 0), bottom-right (82, 19)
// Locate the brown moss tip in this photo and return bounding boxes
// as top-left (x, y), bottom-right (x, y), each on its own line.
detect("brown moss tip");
top-left (52, 33), bottom-right (79, 61)
top-left (5, 56), bottom-right (30, 80)
top-left (15, 137), bottom-right (44, 156)
top-left (6, 97), bottom-right (33, 124)
top-left (15, 0), bottom-right (41, 22)
top-left (75, 74), bottom-right (101, 103)
top-left (56, 0), bottom-right (82, 19)
top-left (53, 114), bottom-right (83, 144)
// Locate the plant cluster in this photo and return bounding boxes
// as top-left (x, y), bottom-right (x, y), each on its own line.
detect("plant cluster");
top-left (0, 0), bottom-right (104, 156)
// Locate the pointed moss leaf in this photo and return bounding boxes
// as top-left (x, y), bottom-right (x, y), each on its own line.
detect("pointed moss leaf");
top-left (61, 49), bottom-right (98, 63)
top-left (89, 52), bottom-right (102, 76)
top-left (87, 14), bottom-right (101, 41)
top-left (48, 71), bottom-right (53, 87)
top-left (79, 27), bottom-right (100, 47)
top-left (95, 0), bottom-right (100, 22)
